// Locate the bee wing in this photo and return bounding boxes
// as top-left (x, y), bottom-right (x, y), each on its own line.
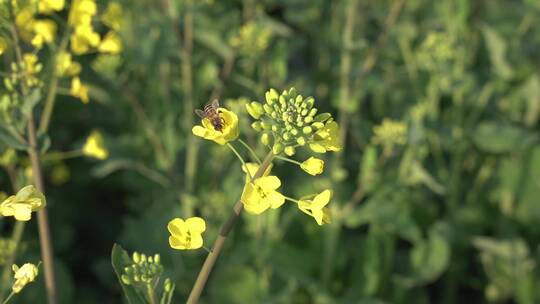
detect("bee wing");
top-left (195, 109), bottom-right (206, 118)
top-left (210, 99), bottom-right (220, 109)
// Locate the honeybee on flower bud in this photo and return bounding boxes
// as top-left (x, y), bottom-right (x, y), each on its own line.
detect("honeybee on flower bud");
top-left (195, 100), bottom-right (225, 132)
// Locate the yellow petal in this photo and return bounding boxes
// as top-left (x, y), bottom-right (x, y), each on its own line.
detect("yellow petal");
top-left (313, 190), bottom-right (332, 208)
top-left (186, 217), bottom-right (206, 233)
top-left (268, 191), bottom-right (285, 209)
top-left (169, 236), bottom-right (187, 250)
top-left (190, 234), bottom-right (203, 249)
top-left (192, 125), bottom-right (209, 138)
top-left (312, 208), bottom-right (324, 225)
top-left (167, 218), bottom-right (186, 236)
top-left (309, 143), bottom-right (327, 153)
top-left (13, 204), bottom-right (32, 221)
top-left (254, 176), bottom-right (281, 190)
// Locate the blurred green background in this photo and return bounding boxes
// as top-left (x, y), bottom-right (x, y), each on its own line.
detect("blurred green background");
top-left (3, 0), bottom-right (540, 303)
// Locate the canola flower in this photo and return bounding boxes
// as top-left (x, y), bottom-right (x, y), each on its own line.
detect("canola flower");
top-left (70, 77), bottom-right (89, 104)
top-left (39, 0), bottom-right (65, 14)
top-left (300, 157), bottom-right (324, 176)
top-left (298, 189), bottom-right (332, 225)
top-left (56, 52), bottom-right (81, 76)
top-left (98, 31), bottom-right (122, 54)
top-left (168, 217), bottom-right (206, 250)
top-left (240, 176), bottom-right (285, 215)
top-left (121, 252), bottom-right (163, 285)
top-left (11, 263), bottom-right (39, 294)
top-left (31, 20), bottom-right (57, 49)
top-left (0, 185), bottom-right (46, 222)
top-left (192, 108), bottom-right (239, 145)
top-left (101, 2), bottom-right (123, 31)
top-left (83, 131), bottom-right (108, 159)
top-left (372, 118), bottom-right (408, 149)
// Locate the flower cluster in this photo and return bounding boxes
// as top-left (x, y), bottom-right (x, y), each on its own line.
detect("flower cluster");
top-left (247, 88), bottom-right (342, 155)
top-left (230, 22), bottom-right (273, 56)
top-left (121, 252), bottom-right (163, 285)
top-left (12, 263), bottom-right (39, 294)
top-left (372, 118), bottom-right (408, 153)
top-left (0, 185), bottom-right (46, 222)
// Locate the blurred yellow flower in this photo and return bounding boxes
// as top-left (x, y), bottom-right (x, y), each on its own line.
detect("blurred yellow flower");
top-left (192, 108), bottom-right (239, 145)
top-left (70, 77), bottom-right (89, 104)
top-left (242, 162), bottom-right (273, 181)
top-left (68, 0), bottom-right (97, 26)
top-left (298, 189), bottom-right (332, 225)
top-left (0, 38), bottom-right (7, 55)
top-left (0, 148), bottom-right (16, 167)
top-left (39, 0), bottom-right (65, 14)
top-left (309, 121), bottom-right (342, 153)
top-left (240, 176), bottom-right (285, 215)
top-left (372, 118), bottom-right (407, 146)
top-left (70, 24), bottom-right (100, 55)
top-left (102, 2), bottom-right (123, 31)
top-left (12, 263), bottom-right (38, 293)
top-left (167, 217), bottom-right (206, 250)
top-left (300, 157), bottom-right (324, 175)
top-left (31, 20), bottom-right (57, 48)
top-left (0, 185), bottom-right (46, 222)
top-left (56, 52), bottom-right (81, 76)
top-left (98, 31), bottom-right (122, 54)
top-left (83, 131), bottom-right (108, 160)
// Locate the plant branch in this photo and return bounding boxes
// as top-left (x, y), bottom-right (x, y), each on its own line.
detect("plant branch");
top-left (186, 151), bottom-right (274, 303)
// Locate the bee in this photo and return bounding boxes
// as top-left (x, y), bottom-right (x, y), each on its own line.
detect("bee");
top-left (195, 99), bottom-right (225, 132)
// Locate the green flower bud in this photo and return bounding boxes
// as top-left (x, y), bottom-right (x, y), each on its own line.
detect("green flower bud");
top-left (295, 95), bottom-right (303, 105)
top-left (141, 274), bottom-right (148, 282)
top-left (288, 87), bottom-right (298, 98)
top-left (314, 113), bottom-right (331, 122)
top-left (312, 122), bottom-right (324, 129)
top-left (304, 116), bottom-right (313, 123)
top-left (302, 126), bottom-right (312, 134)
top-left (284, 146), bottom-right (296, 156)
top-left (251, 121), bottom-right (263, 131)
top-left (154, 254), bottom-right (160, 264)
top-left (301, 109), bottom-right (308, 116)
top-left (133, 275), bottom-right (140, 282)
top-left (265, 88), bottom-right (279, 104)
top-left (261, 120), bottom-right (272, 130)
top-left (133, 252), bottom-right (140, 264)
top-left (304, 97), bottom-right (314, 109)
top-left (121, 274), bottom-right (131, 285)
top-left (273, 143), bottom-right (284, 154)
top-left (164, 278), bottom-right (173, 292)
top-left (297, 137), bottom-right (306, 146)
top-left (246, 102), bottom-right (264, 119)
top-left (279, 95), bottom-right (286, 107)
top-left (291, 128), bottom-right (299, 136)
top-left (271, 125), bottom-right (279, 132)
top-left (261, 133), bottom-right (271, 145)
top-left (140, 254), bottom-right (147, 263)
top-left (309, 108), bottom-right (318, 117)
top-left (282, 132), bottom-right (291, 141)
top-left (263, 104), bottom-right (273, 114)
top-left (296, 121), bottom-right (304, 127)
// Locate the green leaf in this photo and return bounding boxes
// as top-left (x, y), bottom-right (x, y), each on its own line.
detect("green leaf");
top-left (0, 124), bottom-right (28, 150)
top-left (481, 25), bottom-right (513, 79)
top-left (472, 122), bottom-right (536, 153)
top-left (111, 244), bottom-right (147, 304)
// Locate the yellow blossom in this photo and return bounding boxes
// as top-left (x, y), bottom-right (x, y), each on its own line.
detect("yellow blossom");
top-left (56, 52), bottom-right (81, 76)
top-left (241, 162), bottom-right (273, 181)
top-left (0, 148), bottom-right (16, 167)
top-left (15, 8), bottom-right (35, 39)
top-left (372, 118), bottom-right (408, 147)
top-left (31, 20), bottom-right (57, 49)
top-left (68, 0), bottom-right (97, 26)
top-left (101, 2), bottom-right (123, 31)
top-left (70, 77), bottom-right (89, 104)
top-left (39, 0), bottom-right (65, 14)
top-left (309, 121), bottom-right (342, 153)
top-left (192, 108), bottom-right (239, 145)
top-left (240, 176), bottom-right (285, 215)
top-left (70, 24), bottom-right (101, 54)
top-left (0, 185), bottom-right (46, 222)
top-left (12, 263), bottom-right (38, 293)
top-left (300, 157), bottom-right (324, 176)
top-left (98, 31), bottom-right (122, 54)
top-left (298, 189), bottom-right (332, 225)
top-left (0, 38), bottom-right (7, 55)
top-left (83, 131), bottom-right (108, 160)
top-left (167, 217), bottom-right (206, 250)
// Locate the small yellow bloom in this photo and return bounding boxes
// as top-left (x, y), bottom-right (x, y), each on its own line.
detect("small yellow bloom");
top-left (372, 118), bottom-right (408, 146)
top-left (300, 157), bottom-right (324, 176)
top-left (0, 185), bottom-right (46, 222)
top-left (83, 131), bottom-right (108, 160)
top-left (56, 52), bottom-right (81, 76)
top-left (98, 31), bottom-right (122, 54)
top-left (31, 20), bottom-right (57, 48)
top-left (167, 217), bottom-right (206, 250)
top-left (68, 0), bottom-right (97, 26)
top-left (0, 148), bottom-right (16, 167)
top-left (39, 0), bottom-right (65, 14)
top-left (241, 162), bottom-right (273, 181)
top-left (192, 108), bottom-right (239, 145)
top-left (101, 2), bottom-right (123, 31)
top-left (0, 37), bottom-right (7, 55)
top-left (70, 77), bottom-right (89, 104)
top-left (12, 263), bottom-right (38, 293)
top-left (240, 176), bottom-right (285, 215)
top-left (70, 25), bottom-right (101, 54)
top-left (309, 121), bottom-right (342, 153)
top-left (298, 189), bottom-right (332, 225)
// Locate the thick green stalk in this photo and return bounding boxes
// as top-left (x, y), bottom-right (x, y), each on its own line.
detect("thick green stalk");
top-left (187, 151), bottom-right (275, 304)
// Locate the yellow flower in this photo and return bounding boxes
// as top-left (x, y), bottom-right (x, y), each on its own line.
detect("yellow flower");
top-left (192, 108), bottom-right (239, 145)
top-left (300, 157), bottom-right (324, 176)
top-left (98, 31), bottom-right (122, 54)
top-left (167, 217), bottom-right (206, 250)
top-left (0, 37), bottom-right (7, 55)
top-left (83, 131), bottom-right (108, 160)
top-left (298, 189), bottom-right (332, 225)
top-left (241, 162), bottom-right (273, 181)
top-left (372, 118), bottom-right (408, 146)
top-left (70, 24), bottom-right (100, 54)
top-left (0, 185), bottom-right (46, 222)
top-left (31, 20), bottom-right (57, 49)
top-left (39, 0), bottom-right (65, 14)
top-left (12, 263), bottom-right (38, 293)
top-left (70, 77), bottom-right (89, 103)
top-left (240, 176), bottom-right (285, 215)
top-left (309, 121), bottom-right (342, 153)
top-left (68, 0), bottom-right (97, 26)
top-left (101, 2), bottom-right (123, 31)
top-left (0, 148), bottom-right (16, 167)
top-left (15, 8), bottom-right (35, 38)
top-left (56, 52), bottom-right (81, 76)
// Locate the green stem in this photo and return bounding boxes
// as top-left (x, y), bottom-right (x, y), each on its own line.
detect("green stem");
top-left (1, 291), bottom-right (14, 304)
top-left (238, 139), bottom-right (261, 164)
top-left (41, 150), bottom-right (83, 162)
top-left (187, 152), bottom-right (274, 304)
top-left (274, 155), bottom-right (301, 166)
top-left (283, 195), bottom-right (300, 204)
top-left (146, 283), bottom-right (157, 304)
top-left (226, 143), bottom-right (252, 180)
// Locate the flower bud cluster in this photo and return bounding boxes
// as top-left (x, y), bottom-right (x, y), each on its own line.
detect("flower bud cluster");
top-left (121, 252), bottom-right (163, 285)
top-left (246, 87), bottom-right (335, 156)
